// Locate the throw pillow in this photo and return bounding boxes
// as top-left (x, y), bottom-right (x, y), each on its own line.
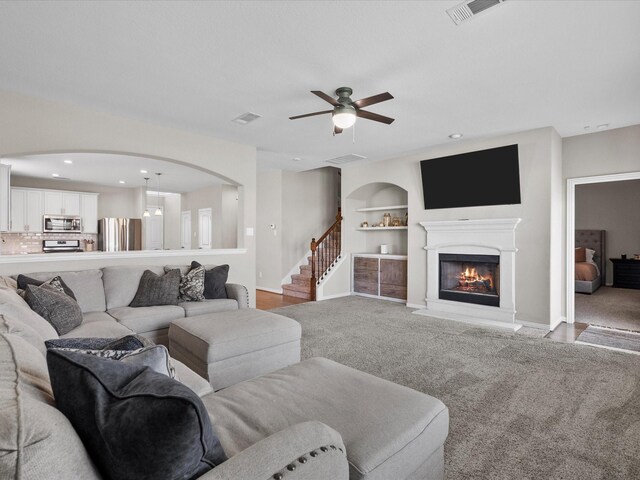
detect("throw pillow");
top-left (167, 264), bottom-right (205, 302)
top-left (129, 269), bottom-right (180, 307)
top-left (192, 262), bottom-right (229, 299)
top-left (47, 350), bottom-right (227, 479)
top-left (17, 274), bottom-right (77, 300)
top-left (23, 284), bottom-right (82, 335)
top-left (575, 247), bottom-right (586, 263)
top-left (45, 334), bottom-right (152, 351)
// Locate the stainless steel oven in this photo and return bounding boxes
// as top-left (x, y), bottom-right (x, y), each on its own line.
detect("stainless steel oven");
top-left (43, 215), bottom-right (82, 233)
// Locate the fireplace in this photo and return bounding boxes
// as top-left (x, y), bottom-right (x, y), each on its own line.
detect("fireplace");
top-left (439, 254), bottom-right (500, 307)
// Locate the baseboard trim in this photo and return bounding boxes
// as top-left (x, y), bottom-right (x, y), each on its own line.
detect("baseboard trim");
top-left (406, 303), bottom-right (426, 309)
top-left (256, 287), bottom-right (283, 294)
top-left (318, 292), bottom-right (351, 301)
top-left (519, 319), bottom-right (554, 331)
top-left (547, 316), bottom-right (566, 331)
top-left (412, 308), bottom-right (522, 332)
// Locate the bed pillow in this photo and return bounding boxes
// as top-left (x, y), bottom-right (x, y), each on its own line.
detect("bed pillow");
top-left (192, 262), bottom-right (229, 300)
top-left (575, 247), bottom-right (587, 263)
top-left (129, 269), bottom-right (180, 307)
top-left (585, 248), bottom-right (596, 264)
top-left (23, 284), bottom-right (82, 335)
top-left (47, 349), bottom-right (226, 480)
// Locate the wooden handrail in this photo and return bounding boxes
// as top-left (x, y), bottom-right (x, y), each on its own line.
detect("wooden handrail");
top-left (310, 208), bottom-right (343, 301)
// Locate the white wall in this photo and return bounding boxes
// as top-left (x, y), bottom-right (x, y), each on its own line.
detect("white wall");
top-left (256, 170), bottom-right (283, 291)
top-left (576, 179), bottom-right (640, 284)
top-left (0, 90), bottom-right (257, 306)
top-left (163, 194), bottom-right (182, 250)
top-left (340, 127), bottom-right (561, 326)
top-left (181, 184), bottom-right (238, 249)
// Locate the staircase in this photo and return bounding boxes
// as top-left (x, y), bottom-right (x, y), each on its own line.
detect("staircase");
top-left (282, 209), bottom-right (343, 301)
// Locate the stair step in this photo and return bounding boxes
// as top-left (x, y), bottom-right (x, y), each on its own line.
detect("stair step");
top-left (299, 265), bottom-right (312, 274)
top-left (292, 274), bottom-right (311, 286)
top-left (282, 284), bottom-right (312, 300)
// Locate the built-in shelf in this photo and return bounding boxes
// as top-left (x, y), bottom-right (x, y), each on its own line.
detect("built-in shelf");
top-left (355, 205), bottom-right (408, 213)
top-left (356, 226), bottom-right (408, 231)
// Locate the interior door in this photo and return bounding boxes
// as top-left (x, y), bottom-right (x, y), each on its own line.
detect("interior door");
top-left (145, 207), bottom-right (164, 250)
top-left (181, 211), bottom-right (191, 249)
top-left (198, 208), bottom-right (212, 249)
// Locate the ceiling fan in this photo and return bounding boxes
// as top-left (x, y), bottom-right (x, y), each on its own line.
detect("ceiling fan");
top-left (289, 87), bottom-right (394, 135)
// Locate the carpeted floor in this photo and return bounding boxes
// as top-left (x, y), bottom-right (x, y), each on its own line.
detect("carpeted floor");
top-left (575, 286), bottom-right (640, 331)
top-left (272, 296), bottom-right (640, 480)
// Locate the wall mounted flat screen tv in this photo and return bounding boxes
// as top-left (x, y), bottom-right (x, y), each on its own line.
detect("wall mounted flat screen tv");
top-left (420, 144), bottom-right (521, 210)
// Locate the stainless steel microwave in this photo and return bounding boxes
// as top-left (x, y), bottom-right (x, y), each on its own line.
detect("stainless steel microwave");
top-left (43, 215), bottom-right (82, 233)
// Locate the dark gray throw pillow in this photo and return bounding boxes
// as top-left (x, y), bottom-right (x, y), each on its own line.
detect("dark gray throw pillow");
top-left (192, 262), bottom-right (229, 300)
top-left (47, 349), bottom-right (226, 480)
top-left (17, 274), bottom-right (77, 300)
top-left (23, 284), bottom-right (82, 335)
top-left (129, 269), bottom-right (180, 307)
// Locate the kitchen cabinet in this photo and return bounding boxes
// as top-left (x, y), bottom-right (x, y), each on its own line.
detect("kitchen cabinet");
top-left (80, 193), bottom-right (99, 233)
top-left (10, 188), bottom-right (44, 233)
top-left (0, 164), bottom-right (10, 232)
top-left (352, 254), bottom-right (407, 302)
top-left (44, 191), bottom-right (80, 216)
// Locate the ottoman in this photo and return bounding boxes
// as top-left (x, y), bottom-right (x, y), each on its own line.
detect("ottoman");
top-left (169, 308), bottom-right (301, 390)
top-left (203, 358), bottom-right (449, 480)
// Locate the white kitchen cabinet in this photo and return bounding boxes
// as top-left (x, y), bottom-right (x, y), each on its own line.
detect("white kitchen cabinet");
top-left (0, 164), bottom-right (10, 232)
top-left (10, 188), bottom-right (43, 232)
top-left (80, 193), bottom-right (99, 233)
top-left (44, 191), bottom-right (80, 216)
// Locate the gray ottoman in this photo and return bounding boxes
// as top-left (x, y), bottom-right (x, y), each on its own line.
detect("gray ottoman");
top-left (204, 358), bottom-right (449, 480)
top-left (169, 308), bottom-right (301, 390)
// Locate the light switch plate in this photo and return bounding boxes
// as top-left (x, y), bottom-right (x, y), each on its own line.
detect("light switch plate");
top-left (246, 227), bottom-right (254, 236)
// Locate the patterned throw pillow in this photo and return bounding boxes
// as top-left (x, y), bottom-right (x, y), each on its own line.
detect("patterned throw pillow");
top-left (17, 274), bottom-right (77, 300)
top-left (23, 284), bottom-right (82, 335)
top-left (45, 334), bottom-right (153, 351)
top-left (168, 264), bottom-right (206, 302)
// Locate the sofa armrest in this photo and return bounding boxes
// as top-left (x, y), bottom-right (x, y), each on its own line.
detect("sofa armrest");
top-left (225, 283), bottom-right (249, 308)
top-left (196, 421), bottom-right (348, 480)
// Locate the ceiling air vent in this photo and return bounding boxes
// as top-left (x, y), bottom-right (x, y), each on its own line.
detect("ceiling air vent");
top-left (326, 154), bottom-right (366, 165)
top-left (447, 0), bottom-right (506, 25)
top-left (232, 112), bottom-right (262, 125)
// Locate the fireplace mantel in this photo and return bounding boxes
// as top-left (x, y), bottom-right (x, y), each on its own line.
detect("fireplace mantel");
top-left (415, 218), bottom-right (522, 331)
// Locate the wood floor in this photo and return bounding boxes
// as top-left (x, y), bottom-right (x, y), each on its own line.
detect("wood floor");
top-left (545, 322), bottom-right (589, 342)
top-left (256, 289), bottom-right (310, 311)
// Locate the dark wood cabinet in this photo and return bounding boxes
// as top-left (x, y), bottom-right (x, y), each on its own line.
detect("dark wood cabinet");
top-left (610, 258), bottom-right (640, 290)
top-left (353, 255), bottom-right (407, 301)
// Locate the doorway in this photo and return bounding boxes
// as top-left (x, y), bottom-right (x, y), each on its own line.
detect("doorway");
top-left (181, 211), bottom-right (191, 249)
top-left (198, 208), bottom-right (212, 249)
top-left (145, 206), bottom-right (164, 250)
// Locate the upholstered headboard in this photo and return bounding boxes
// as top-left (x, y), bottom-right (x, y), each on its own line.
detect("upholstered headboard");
top-left (575, 230), bottom-right (606, 279)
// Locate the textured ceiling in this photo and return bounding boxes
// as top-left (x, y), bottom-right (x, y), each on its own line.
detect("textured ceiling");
top-left (0, 1), bottom-right (638, 172)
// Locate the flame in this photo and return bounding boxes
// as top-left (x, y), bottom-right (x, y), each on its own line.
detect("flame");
top-left (458, 266), bottom-right (493, 289)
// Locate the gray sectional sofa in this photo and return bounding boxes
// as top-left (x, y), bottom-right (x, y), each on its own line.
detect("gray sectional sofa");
top-left (0, 266), bottom-right (449, 480)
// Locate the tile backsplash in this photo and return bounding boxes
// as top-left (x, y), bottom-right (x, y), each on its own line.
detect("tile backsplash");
top-left (0, 232), bottom-right (98, 254)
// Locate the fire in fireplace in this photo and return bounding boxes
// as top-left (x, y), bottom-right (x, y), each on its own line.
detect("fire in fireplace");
top-left (439, 254), bottom-right (500, 307)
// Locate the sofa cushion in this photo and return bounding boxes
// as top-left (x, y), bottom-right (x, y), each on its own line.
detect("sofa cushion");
top-left (129, 269), bottom-right (181, 307)
top-left (202, 357), bottom-right (449, 480)
top-left (172, 358), bottom-right (214, 397)
top-left (61, 315), bottom-right (133, 339)
top-left (179, 299), bottom-right (239, 317)
top-left (0, 293), bottom-right (59, 341)
top-left (23, 284), bottom-right (83, 336)
top-left (47, 349), bottom-right (227, 480)
top-left (102, 265), bottom-right (165, 309)
top-left (108, 305), bottom-right (185, 334)
top-left (0, 333), bottom-right (100, 479)
top-left (14, 270), bottom-right (106, 313)
top-left (0, 313), bottom-right (47, 355)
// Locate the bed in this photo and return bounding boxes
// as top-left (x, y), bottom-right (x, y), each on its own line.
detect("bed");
top-left (575, 230), bottom-right (605, 294)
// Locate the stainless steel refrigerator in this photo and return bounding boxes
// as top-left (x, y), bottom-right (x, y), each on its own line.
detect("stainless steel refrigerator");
top-left (98, 218), bottom-right (142, 252)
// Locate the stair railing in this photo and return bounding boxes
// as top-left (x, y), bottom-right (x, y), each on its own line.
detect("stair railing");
top-left (310, 208), bottom-right (343, 301)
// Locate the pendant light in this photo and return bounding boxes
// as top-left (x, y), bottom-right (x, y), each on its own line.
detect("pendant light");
top-left (142, 177), bottom-right (150, 217)
top-left (154, 173), bottom-right (163, 216)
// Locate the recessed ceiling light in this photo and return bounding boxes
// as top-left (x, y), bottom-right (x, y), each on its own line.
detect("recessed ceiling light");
top-left (119, 180), bottom-right (126, 184)
top-left (140, 169), bottom-right (147, 174)
top-left (232, 112), bottom-right (262, 125)
top-left (63, 159), bottom-right (73, 164)
top-left (448, 133), bottom-right (463, 139)
top-left (293, 157), bottom-right (301, 162)
top-left (597, 124), bottom-right (609, 130)
top-left (584, 126), bottom-right (591, 130)
top-left (51, 173), bottom-right (60, 177)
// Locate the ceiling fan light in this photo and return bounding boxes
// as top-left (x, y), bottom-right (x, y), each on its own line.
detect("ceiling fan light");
top-left (332, 105), bottom-right (357, 129)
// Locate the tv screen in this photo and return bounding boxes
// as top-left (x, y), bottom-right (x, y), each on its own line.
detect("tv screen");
top-left (420, 144), bottom-right (521, 210)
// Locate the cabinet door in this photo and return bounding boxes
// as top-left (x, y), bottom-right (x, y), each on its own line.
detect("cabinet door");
top-left (25, 190), bottom-right (44, 232)
top-left (0, 164), bottom-right (10, 232)
top-left (44, 191), bottom-right (63, 215)
top-left (380, 259), bottom-right (407, 300)
top-left (10, 189), bottom-right (26, 232)
top-left (81, 194), bottom-right (99, 233)
top-left (353, 256), bottom-right (379, 295)
top-left (63, 193), bottom-right (81, 216)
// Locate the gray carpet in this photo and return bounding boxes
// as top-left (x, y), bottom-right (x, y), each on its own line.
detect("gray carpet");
top-left (272, 296), bottom-right (640, 480)
top-left (575, 286), bottom-right (640, 331)
top-left (576, 325), bottom-right (640, 354)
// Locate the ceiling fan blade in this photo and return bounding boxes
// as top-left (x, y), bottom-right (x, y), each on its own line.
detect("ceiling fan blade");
top-left (353, 92), bottom-right (393, 109)
top-left (334, 126), bottom-right (343, 135)
top-left (357, 109), bottom-right (395, 125)
top-left (311, 90), bottom-right (340, 106)
top-left (289, 110), bottom-right (332, 120)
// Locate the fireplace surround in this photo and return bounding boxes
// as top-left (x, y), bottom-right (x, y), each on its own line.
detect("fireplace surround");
top-left (416, 218), bottom-right (522, 331)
